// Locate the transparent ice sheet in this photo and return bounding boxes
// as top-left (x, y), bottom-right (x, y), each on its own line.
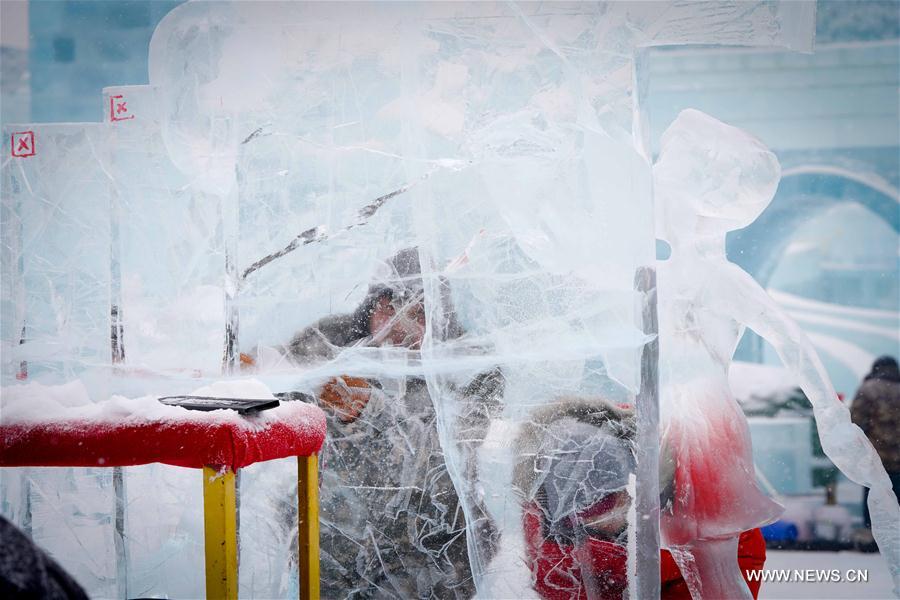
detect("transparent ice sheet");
top-left (0, 2), bottom-right (836, 599)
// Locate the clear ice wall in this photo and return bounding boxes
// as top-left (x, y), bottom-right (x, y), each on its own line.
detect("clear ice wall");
top-left (6, 3), bottom-right (883, 600)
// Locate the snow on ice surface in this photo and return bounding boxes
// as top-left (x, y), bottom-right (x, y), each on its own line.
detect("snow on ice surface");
top-left (3, 2), bottom-right (866, 599)
top-left (1, 378), bottom-right (298, 429)
top-left (0, 378), bottom-right (326, 479)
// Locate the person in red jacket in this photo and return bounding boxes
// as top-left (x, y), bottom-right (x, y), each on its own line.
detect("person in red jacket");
top-left (514, 398), bottom-right (767, 599)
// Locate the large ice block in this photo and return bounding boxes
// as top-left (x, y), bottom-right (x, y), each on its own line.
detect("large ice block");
top-left (143, 3), bottom-right (817, 598)
top-left (103, 85), bottom-right (225, 381)
top-left (0, 1), bottom-right (823, 598)
top-left (1, 124), bottom-right (111, 387)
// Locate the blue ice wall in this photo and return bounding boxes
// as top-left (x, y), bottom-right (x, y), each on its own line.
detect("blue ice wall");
top-left (28, 0), bottom-right (182, 123)
top-left (644, 26), bottom-right (899, 399)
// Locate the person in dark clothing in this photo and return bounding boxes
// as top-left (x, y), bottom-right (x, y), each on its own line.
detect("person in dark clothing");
top-left (850, 356), bottom-right (900, 537)
top-left (0, 515), bottom-right (89, 600)
top-left (275, 247), bottom-right (503, 599)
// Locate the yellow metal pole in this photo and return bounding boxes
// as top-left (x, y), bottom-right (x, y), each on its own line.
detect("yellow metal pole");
top-left (202, 466), bottom-right (238, 600)
top-left (298, 454), bottom-right (320, 600)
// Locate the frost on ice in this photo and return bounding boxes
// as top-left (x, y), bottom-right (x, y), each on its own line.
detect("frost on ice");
top-left (6, 3), bottom-right (894, 600)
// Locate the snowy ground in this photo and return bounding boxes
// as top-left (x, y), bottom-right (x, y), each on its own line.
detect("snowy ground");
top-left (759, 550), bottom-right (896, 599)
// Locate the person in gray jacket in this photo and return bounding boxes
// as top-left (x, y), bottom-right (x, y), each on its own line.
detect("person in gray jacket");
top-left (277, 248), bottom-right (503, 599)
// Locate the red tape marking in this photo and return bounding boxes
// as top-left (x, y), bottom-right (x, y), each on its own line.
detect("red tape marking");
top-left (109, 94), bottom-right (135, 122)
top-left (11, 131), bottom-right (35, 158)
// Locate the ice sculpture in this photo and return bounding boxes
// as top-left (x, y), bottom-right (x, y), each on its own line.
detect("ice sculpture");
top-left (1, 2), bottom-right (820, 598)
top-left (655, 109), bottom-right (900, 598)
top-left (103, 85), bottom-right (225, 381)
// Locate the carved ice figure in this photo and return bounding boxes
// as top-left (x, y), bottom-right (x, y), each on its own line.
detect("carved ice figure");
top-left (655, 109), bottom-right (900, 598)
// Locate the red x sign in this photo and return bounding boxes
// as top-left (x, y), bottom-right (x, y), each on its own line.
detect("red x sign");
top-left (11, 131), bottom-right (35, 157)
top-left (109, 94), bottom-right (135, 122)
